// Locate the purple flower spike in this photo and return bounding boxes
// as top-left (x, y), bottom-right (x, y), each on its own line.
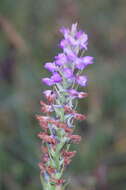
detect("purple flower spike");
top-left (38, 23), bottom-right (94, 190)
top-left (51, 72), bottom-right (62, 83)
top-left (76, 75), bottom-right (87, 86)
top-left (44, 62), bottom-right (57, 72)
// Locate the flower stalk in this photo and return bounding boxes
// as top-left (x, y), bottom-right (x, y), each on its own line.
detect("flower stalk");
top-left (36, 23), bottom-right (94, 190)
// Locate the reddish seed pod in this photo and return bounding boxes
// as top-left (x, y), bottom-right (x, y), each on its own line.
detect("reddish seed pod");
top-left (41, 146), bottom-right (48, 153)
top-left (56, 122), bottom-right (73, 133)
top-left (40, 101), bottom-right (53, 113)
top-left (78, 92), bottom-right (88, 98)
top-left (74, 113), bottom-right (87, 120)
top-left (64, 158), bottom-right (72, 166)
top-left (36, 115), bottom-right (49, 130)
top-left (68, 134), bottom-right (81, 143)
top-left (62, 150), bottom-right (76, 166)
top-left (38, 132), bottom-right (57, 144)
top-left (64, 127), bottom-right (73, 133)
top-left (46, 166), bottom-right (56, 175)
top-left (43, 90), bottom-right (56, 103)
top-left (47, 118), bottom-right (59, 126)
top-left (62, 150), bottom-right (76, 158)
top-left (38, 162), bottom-right (46, 173)
top-left (58, 122), bottom-right (67, 128)
top-left (51, 178), bottom-right (65, 185)
top-left (64, 105), bottom-right (75, 114)
top-left (38, 162), bottom-right (55, 175)
top-left (43, 153), bottom-right (49, 162)
top-left (36, 115), bottom-right (49, 122)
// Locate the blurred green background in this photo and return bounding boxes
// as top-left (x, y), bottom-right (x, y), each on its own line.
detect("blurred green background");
top-left (0, 0), bottom-right (126, 190)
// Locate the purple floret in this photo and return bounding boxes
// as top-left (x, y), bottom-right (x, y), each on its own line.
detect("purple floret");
top-left (67, 89), bottom-right (79, 97)
top-left (51, 72), bottom-right (62, 83)
top-left (44, 62), bottom-right (57, 72)
top-left (75, 58), bottom-right (86, 70)
top-left (75, 56), bottom-right (94, 70)
top-left (82, 56), bottom-right (94, 66)
top-left (76, 75), bottom-right (87, 86)
top-left (63, 68), bottom-right (73, 78)
top-left (67, 89), bottom-right (88, 99)
top-left (43, 90), bottom-right (53, 96)
top-left (42, 78), bottom-right (54, 86)
top-left (60, 23), bottom-right (88, 52)
top-left (42, 73), bottom-right (62, 86)
top-left (76, 30), bottom-right (88, 50)
top-left (55, 53), bottom-right (67, 66)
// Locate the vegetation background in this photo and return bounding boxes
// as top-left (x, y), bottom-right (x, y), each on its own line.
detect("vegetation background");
top-left (0, 0), bottom-right (126, 189)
